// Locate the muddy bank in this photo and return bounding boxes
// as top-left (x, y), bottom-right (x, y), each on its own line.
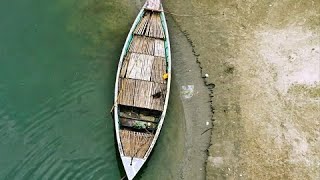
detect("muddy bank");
top-left (165, 0), bottom-right (320, 179)
top-left (167, 16), bottom-right (212, 179)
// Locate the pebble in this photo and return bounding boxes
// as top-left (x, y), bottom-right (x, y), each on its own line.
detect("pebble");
top-left (206, 121), bottom-right (209, 126)
top-left (204, 73), bottom-right (209, 78)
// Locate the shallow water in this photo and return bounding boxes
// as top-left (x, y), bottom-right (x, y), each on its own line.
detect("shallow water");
top-left (0, 0), bottom-right (184, 179)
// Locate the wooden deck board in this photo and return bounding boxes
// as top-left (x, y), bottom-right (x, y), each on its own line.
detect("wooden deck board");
top-left (118, 78), bottom-right (166, 111)
top-left (129, 36), bottom-right (165, 58)
top-left (134, 80), bottom-right (153, 108)
top-left (118, 78), bottom-right (136, 106)
top-left (145, 13), bottom-right (164, 39)
top-left (134, 12), bottom-right (151, 35)
top-left (151, 57), bottom-right (166, 83)
top-left (120, 53), bottom-right (130, 78)
top-left (154, 39), bottom-right (165, 57)
top-left (120, 129), bottom-right (154, 158)
top-left (150, 82), bottom-right (166, 111)
top-left (129, 36), bottom-right (155, 56)
top-left (134, 12), bottom-right (164, 39)
top-left (126, 53), bottom-right (154, 81)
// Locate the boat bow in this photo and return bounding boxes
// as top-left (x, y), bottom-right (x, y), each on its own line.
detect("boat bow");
top-left (121, 156), bottom-right (145, 180)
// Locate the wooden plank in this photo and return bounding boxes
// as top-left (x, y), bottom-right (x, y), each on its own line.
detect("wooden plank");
top-left (126, 53), bottom-right (154, 81)
top-left (118, 78), bottom-right (136, 106)
top-left (141, 54), bottom-right (154, 81)
top-left (134, 80), bottom-right (153, 109)
top-left (126, 53), bottom-right (139, 79)
top-left (150, 58), bottom-right (159, 83)
top-left (155, 13), bottom-right (165, 39)
top-left (134, 12), bottom-right (151, 36)
top-left (150, 82), bottom-right (166, 111)
top-left (118, 78), bottom-right (166, 111)
top-left (143, 12), bottom-right (165, 39)
top-left (129, 36), bottom-right (155, 56)
top-left (134, 11), bottom-right (165, 39)
top-left (120, 53), bottom-right (130, 78)
top-left (120, 129), bottom-right (154, 158)
top-left (151, 57), bottom-right (166, 83)
top-left (154, 39), bottom-right (165, 57)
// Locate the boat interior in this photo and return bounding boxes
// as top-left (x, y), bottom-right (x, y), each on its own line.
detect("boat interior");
top-left (117, 0), bottom-right (167, 159)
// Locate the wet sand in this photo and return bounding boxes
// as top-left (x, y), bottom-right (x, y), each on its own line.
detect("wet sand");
top-left (164, 0), bottom-right (320, 179)
top-left (167, 16), bottom-right (212, 179)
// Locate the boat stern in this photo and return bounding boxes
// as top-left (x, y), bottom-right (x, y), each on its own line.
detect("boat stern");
top-left (121, 156), bottom-right (145, 180)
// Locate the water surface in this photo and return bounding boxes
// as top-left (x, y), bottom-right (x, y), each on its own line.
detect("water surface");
top-left (0, 0), bottom-right (185, 179)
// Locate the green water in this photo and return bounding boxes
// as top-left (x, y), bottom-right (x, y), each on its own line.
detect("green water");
top-left (0, 0), bottom-right (185, 179)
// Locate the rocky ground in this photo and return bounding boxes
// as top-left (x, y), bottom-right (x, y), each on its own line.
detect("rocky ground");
top-left (165, 0), bottom-right (320, 179)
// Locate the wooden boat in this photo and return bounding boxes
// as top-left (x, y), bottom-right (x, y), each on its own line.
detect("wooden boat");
top-left (113, 0), bottom-right (171, 179)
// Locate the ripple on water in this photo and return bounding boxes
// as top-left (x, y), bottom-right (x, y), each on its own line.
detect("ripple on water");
top-left (5, 137), bottom-right (61, 179)
top-left (23, 80), bottom-right (95, 144)
top-left (4, 78), bottom-right (111, 179)
top-left (0, 109), bottom-right (21, 145)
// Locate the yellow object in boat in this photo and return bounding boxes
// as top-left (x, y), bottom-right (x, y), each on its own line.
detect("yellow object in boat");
top-left (162, 73), bottom-right (168, 80)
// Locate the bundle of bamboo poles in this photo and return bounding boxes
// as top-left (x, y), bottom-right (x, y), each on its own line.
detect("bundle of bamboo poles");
top-left (134, 12), bottom-right (151, 35)
top-left (145, 13), bottom-right (164, 39)
top-left (120, 129), bottom-right (154, 158)
top-left (129, 36), bottom-right (155, 55)
top-left (134, 12), bottom-right (165, 39)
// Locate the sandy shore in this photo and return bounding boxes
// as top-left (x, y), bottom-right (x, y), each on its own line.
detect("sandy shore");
top-left (164, 0), bottom-right (320, 179)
